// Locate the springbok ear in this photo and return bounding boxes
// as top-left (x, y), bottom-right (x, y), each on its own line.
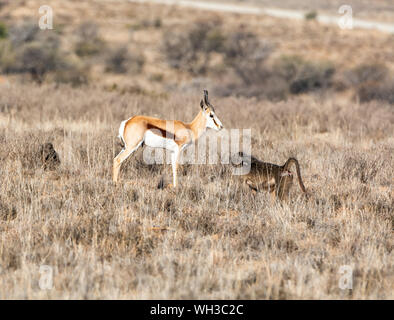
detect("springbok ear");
top-left (200, 99), bottom-right (204, 109)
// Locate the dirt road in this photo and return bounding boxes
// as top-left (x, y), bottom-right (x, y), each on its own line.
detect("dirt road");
top-left (127, 0), bottom-right (394, 34)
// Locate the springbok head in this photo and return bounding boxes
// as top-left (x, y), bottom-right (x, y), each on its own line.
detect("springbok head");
top-left (200, 89), bottom-right (223, 131)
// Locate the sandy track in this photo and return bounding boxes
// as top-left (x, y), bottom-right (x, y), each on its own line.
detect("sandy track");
top-left (125, 0), bottom-right (394, 34)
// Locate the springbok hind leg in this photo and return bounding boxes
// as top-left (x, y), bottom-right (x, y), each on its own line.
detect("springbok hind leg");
top-left (112, 141), bottom-right (143, 183)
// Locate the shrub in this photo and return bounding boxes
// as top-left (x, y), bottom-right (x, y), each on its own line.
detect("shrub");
top-left (14, 31), bottom-right (61, 82)
top-left (305, 11), bottom-right (318, 20)
top-left (223, 31), bottom-right (273, 86)
top-left (357, 80), bottom-right (394, 104)
top-left (162, 20), bottom-right (224, 74)
top-left (75, 42), bottom-right (102, 57)
top-left (131, 18), bottom-right (162, 30)
top-left (218, 53), bottom-right (334, 100)
top-left (343, 63), bottom-right (394, 104)
top-left (0, 22), bottom-right (7, 39)
top-left (105, 47), bottom-right (129, 73)
top-left (1, 21), bottom-right (59, 74)
top-left (344, 63), bottom-right (388, 87)
top-left (153, 18), bottom-right (162, 28)
top-left (54, 59), bottom-right (90, 87)
top-left (74, 22), bottom-right (106, 57)
top-left (19, 43), bottom-right (57, 82)
top-left (8, 21), bottom-right (39, 47)
top-left (105, 46), bottom-right (145, 74)
top-left (0, 21), bottom-right (89, 86)
top-left (274, 55), bottom-right (335, 94)
top-left (0, 40), bottom-right (16, 72)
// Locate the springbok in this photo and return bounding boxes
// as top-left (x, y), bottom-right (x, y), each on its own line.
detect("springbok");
top-left (113, 90), bottom-right (224, 187)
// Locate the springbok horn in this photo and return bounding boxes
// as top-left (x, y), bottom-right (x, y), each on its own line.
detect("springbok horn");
top-left (203, 89), bottom-right (211, 106)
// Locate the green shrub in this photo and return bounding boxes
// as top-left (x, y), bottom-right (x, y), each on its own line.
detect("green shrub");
top-left (153, 18), bottom-right (162, 28)
top-left (0, 22), bottom-right (7, 39)
top-left (305, 11), bottom-right (318, 20)
top-left (0, 40), bottom-right (16, 72)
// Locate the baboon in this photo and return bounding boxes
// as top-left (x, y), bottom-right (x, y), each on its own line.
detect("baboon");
top-left (232, 152), bottom-right (307, 200)
top-left (40, 142), bottom-right (60, 170)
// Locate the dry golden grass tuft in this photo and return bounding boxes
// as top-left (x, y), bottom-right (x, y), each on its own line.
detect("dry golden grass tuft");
top-left (0, 82), bottom-right (392, 299)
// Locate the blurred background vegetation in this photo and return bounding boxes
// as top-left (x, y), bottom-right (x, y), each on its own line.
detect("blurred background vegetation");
top-left (0, 0), bottom-right (393, 104)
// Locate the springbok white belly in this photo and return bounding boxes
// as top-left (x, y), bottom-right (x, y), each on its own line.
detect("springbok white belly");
top-left (144, 130), bottom-right (178, 152)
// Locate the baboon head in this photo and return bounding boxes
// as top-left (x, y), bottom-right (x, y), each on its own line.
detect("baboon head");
top-left (40, 142), bottom-right (60, 170)
top-left (42, 142), bottom-right (54, 154)
top-left (232, 151), bottom-right (258, 167)
top-left (200, 89), bottom-right (223, 131)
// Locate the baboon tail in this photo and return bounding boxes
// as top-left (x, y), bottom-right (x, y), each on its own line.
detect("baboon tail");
top-left (283, 157), bottom-right (307, 193)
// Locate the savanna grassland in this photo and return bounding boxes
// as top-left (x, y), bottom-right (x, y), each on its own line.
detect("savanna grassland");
top-left (0, 0), bottom-right (393, 299)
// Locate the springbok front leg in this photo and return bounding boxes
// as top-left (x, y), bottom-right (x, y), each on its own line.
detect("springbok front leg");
top-left (170, 148), bottom-right (180, 188)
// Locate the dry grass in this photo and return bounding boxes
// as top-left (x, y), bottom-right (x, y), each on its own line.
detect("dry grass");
top-left (0, 0), bottom-right (393, 300)
top-left (0, 82), bottom-right (392, 299)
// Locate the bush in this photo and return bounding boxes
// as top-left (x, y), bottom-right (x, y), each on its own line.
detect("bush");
top-left (105, 46), bottom-right (145, 74)
top-left (274, 55), bottom-right (335, 94)
top-left (0, 40), bottom-right (16, 72)
top-left (0, 22), bottom-right (7, 39)
top-left (0, 21), bottom-right (90, 85)
top-left (153, 18), bottom-right (162, 28)
top-left (357, 80), bottom-right (394, 104)
top-left (2, 28), bottom-right (61, 82)
top-left (163, 23), bottom-right (275, 95)
top-left (8, 21), bottom-right (39, 46)
top-left (162, 20), bottom-right (224, 74)
top-left (343, 63), bottom-right (394, 104)
top-left (54, 59), bottom-right (90, 87)
top-left (218, 53), bottom-right (334, 100)
top-left (344, 63), bottom-right (388, 87)
top-left (223, 31), bottom-right (273, 86)
top-left (74, 22), bottom-right (106, 57)
top-left (19, 43), bottom-right (57, 82)
top-left (305, 11), bottom-right (318, 20)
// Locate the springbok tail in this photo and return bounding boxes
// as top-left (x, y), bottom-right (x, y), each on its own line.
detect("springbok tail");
top-left (118, 117), bottom-right (131, 148)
